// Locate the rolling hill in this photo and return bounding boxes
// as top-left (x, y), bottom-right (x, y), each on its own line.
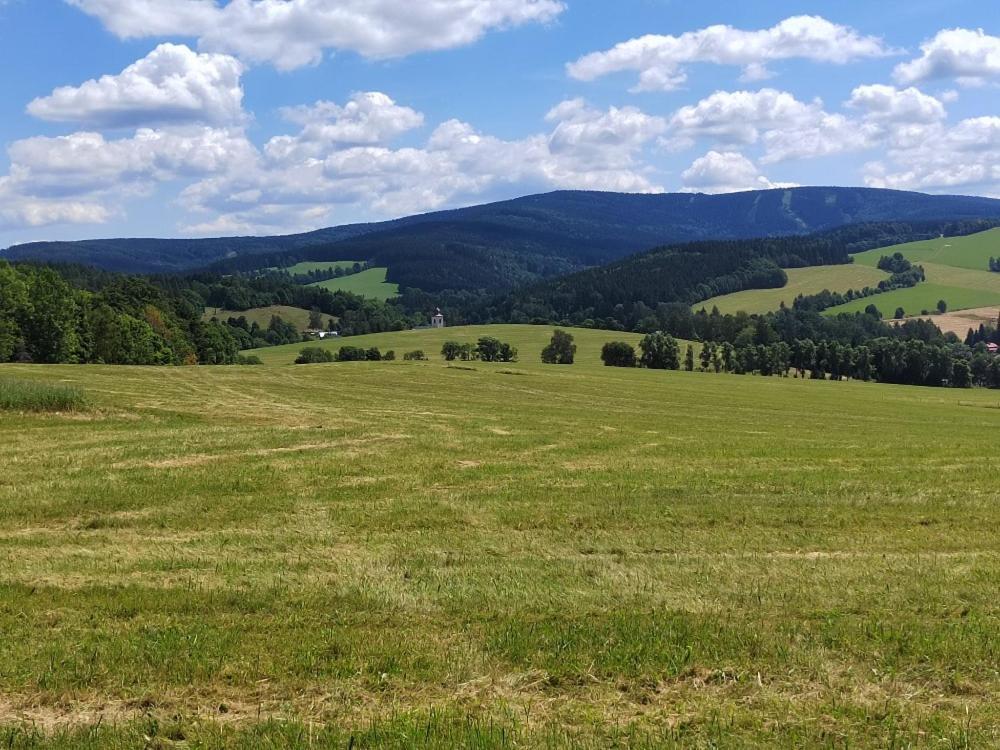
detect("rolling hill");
top-left (696, 264), bottom-right (890, 315)
top-left (693, 226), bottom-right (1000, 317)
top-left (6, 188), bottom-right (1000, 288)
top-left (827, 228), bottom-right (1000, 316)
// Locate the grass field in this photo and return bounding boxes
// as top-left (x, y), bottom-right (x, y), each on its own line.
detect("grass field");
top-left (282, 260), bottom-right (363, 276)
top-left (827, 230), bottom-right (1000, 316)
top-left (851, 228), bottom-right (1000, 272)
top-left (308, 267), bottom-right (399, 300)
top-left (204, 305), bottom-right (335, 331)
top-left (696, 264), bottom-right (889, 314)
top-left (3, 324), bottom-right (1000, 746)
top-left (698, 229), bottom-right (1000, 318)
top-left (249, 324), bottom-right (652, 366)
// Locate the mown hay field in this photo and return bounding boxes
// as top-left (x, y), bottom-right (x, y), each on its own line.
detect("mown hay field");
top-left (2, 325), bottom-right (1000, 747)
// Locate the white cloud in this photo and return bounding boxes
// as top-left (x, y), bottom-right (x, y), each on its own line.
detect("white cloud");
top-left (0, 126), bottom-right (256, 230)
top-left (681, 150), bottom-right (796, 194)
top-left (894, 28), bottom-right (1000, 87)
top-left (661, 88), bottom-right (880, 164)
top-left (178, 96), bottom-right (666, 234)
top-left (864, 116), bottom-right (1000, 195)
top-left (667, 89), bottom-right (823, 146)
top-left (1, 89), bottom-right (666, 234)
top-left (27, 44), bottom-right (244, 128)
top-left (567, 15), bottom-right (893, 91)
top-left (265, 92), bottom-right (424, 162)
top-left (66, 0), bottom-right (565, 70)
top-left (847, 84), bottom-right (946, 123)
top-left (545, 98), bottom-right (667, 161)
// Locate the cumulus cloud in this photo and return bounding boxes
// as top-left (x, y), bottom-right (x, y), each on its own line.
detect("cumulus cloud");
top-left (894, 28), bottom-right (1000, 87)
top-left (0, 125), bottom-right (256, 230)
top-left (27, 44), bottom-right (244, 128)
top-left (265, 92), bottom-right (424, 162)
top-left (667, 89), bottom-right (823, 147)
top-left (847, 84), bottom-right (946, 123)
top-left (181, 96), bottom-right (667, 234)
top-left (66, 0), bottom-right (565, 70)
top-left (567, 16), bottom-right (893, 91)
top-left (681, 150), bottom-right (796, 194)
top-left (864, 116), bottom-right (1000, 195)
top-left (1, 89), bottom-right (668, 234)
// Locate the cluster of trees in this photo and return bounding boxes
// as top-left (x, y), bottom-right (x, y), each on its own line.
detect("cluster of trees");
top-left (599, 333), bottom-right (1000, 388)
top-left (0, 261), bottom-right (241, 365)
top-left (441, 337), bottom-right (518, 363)
top-left (792, 253), bottom-right (925, 314)
top-left (222, 315), bottom-right (303, 350)
top-left (0, 259), bottom-right (422, 365)
top-left (187, 272), bottom-right (416, 336)
top-left (600, 332), bottom-right (681, 369)
top-left (295, 345), bottom-right (396, 364)
top-left (285, 261), bottom-right (368, 285)
top-left (965, 317), bottom-right (1000, 347)
top-left (541, 330), bottom-right (576, 364)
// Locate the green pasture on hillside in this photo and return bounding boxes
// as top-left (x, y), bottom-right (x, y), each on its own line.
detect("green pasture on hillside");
top-left (203, 304), bottom-right (335, 331)
top-left (281, 260), bottom-right (364, 275)
top-left (3, 324), bottom-right (1000, 746)
top-left (696, 264), bottom-right (889, 315)
top-left (308, 267), bottom-right (399, 300)
top-left (850, 227), bottom-right (1000, 271)
top-left (249, 324), bottom-right (653, 366)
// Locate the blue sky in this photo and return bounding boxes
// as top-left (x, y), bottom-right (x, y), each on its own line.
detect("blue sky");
top-left (0, 0), bottom-right (997, 246)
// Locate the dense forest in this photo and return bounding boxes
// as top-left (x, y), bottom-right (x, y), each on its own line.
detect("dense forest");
top-left (5, 215), bottom-right (1000, 389)
top-left (0, 261), bottom-right (414, 365)
top-left (8, 187), bottom-right (1000, 277)
top-left (406, 219), bottom-right (1000, 327)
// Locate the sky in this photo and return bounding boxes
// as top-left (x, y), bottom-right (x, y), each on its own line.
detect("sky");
top-left (0, 0), bottom-right (997, 246)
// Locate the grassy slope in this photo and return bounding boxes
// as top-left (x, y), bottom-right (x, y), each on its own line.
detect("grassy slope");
top-left (307, 267), bottom-right (399, 300)
top-left (696, 264), bottom-right (889, 314)
top-left (3, 326), bottom-right (1000, 745)
top-left (248, 324), bottom-right (655, 366)
top-left (829, 229), bottom-right (1000, 315)
top-left (283, 260), bottom-right (362, 275)
top-left (851, 227), bottom-right (1000, 271)
top-left (203, 305), bottom-right (335, 331)
top-left (696, 229), bottom-right (1000, 317)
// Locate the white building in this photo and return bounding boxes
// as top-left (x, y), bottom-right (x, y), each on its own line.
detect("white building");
top-left (431, 308), bottom-right (445, 328)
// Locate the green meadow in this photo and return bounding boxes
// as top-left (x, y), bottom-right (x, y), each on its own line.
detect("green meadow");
top-left (698, 229), bottom-right (1000, 318)
top-left (2, 325), bottom-right (1000, 747)
top-left (308, 267), bottom-right (399, 300)
top-left (850, 227), bottom-right (1000, 272)
top-left (829, 229), bottom-right (1000, 316)
top-left (283, 260), bottom-right (364, 276)
top-left (203, 304), bottom-right (336, 331)
top-left (697, 264), bottom-right (889, 314)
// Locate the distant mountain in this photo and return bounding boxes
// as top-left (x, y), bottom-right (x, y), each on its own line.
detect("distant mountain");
top-left (6, 188), bottom-right (1000, 289)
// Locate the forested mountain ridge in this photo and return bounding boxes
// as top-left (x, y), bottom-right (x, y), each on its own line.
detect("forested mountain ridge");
top-left (6, 187), bottom-right (1000, 280)
top-left (434, 219), bottom-right (1000, 330)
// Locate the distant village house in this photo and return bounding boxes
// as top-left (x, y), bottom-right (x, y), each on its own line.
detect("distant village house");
top-left (431, 308), bottom-right (446, 328)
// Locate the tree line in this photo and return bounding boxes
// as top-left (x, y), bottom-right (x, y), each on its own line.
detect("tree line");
top-left (0, 260), bottom-right (416, 365)
top-left (596, 332), bottom-right (1000, 388)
